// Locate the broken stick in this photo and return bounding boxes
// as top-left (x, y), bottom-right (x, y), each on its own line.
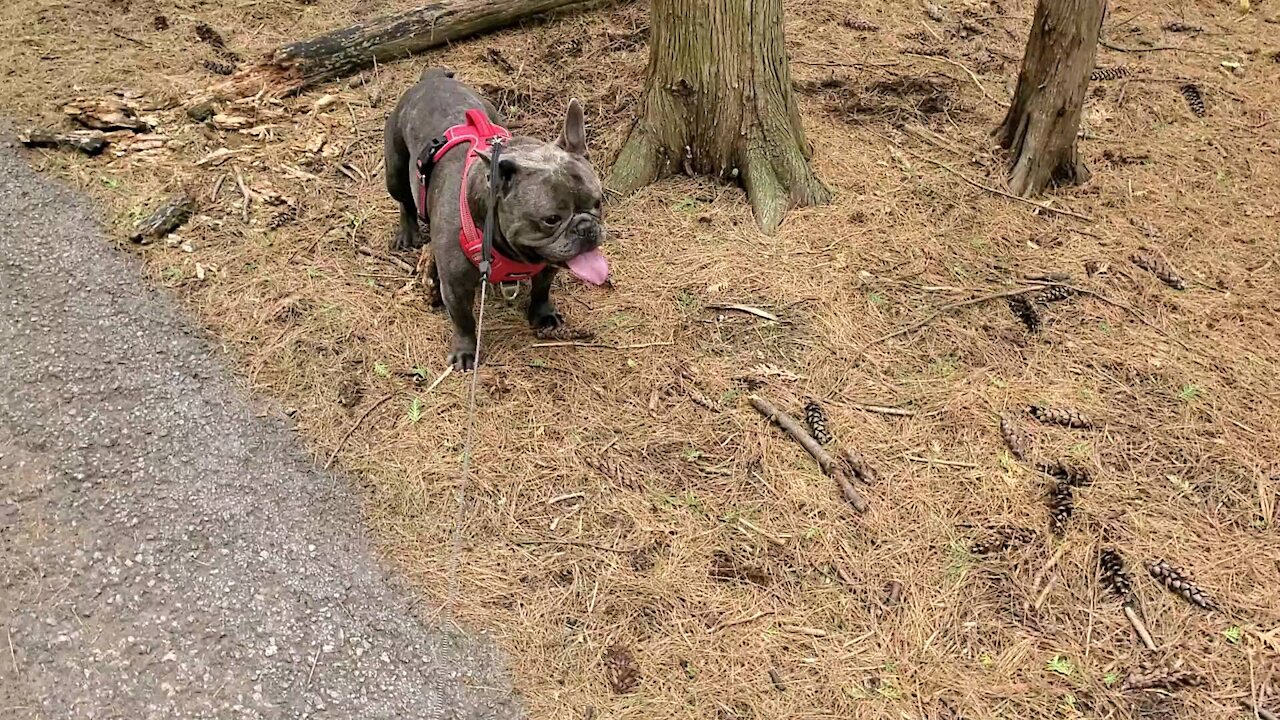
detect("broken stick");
top-left (749, 395), bottom-right (868, 512)
top-left (1123, 602), bottom-right (1158, 651)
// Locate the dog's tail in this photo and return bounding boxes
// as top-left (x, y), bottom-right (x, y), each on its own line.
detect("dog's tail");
top-left (420, 67), bottom-right (456, 81)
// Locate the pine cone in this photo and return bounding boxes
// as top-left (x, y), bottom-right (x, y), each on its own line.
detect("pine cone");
top-left (604, 644), bottom-right (641, 694)
top-left (267, 206), bottom-right (297, 229)
top-left (1027, 405), bottom-right (1094, 429)
top-left (999, 414), bottom-right (1032, 461)
top-left (1090, 66), bottom-right (1131, 81)
top-left (1148, 559), bottom-right (1216, 610)
top-left (1048, 482), bottom-right (1074, 536)
top-left (803, 398), bottom-right (833, 445)
top-left (152, 14), bottom-right (170, 30)
top-left (1179, 84), bottom-right (1206, 117)
top-left (1162, 20), bottom-right (1202, 32)
top-left (971, 525), bottom-right (1036, 555)
top-left (841, 448), bottom-right (878, 485)
top-left (1007, 296), bottom-right (1040, 332)
top-left (1038, 460), bottom-right (1091, 487)
top-left (1123, 659), bottom-right (1205, 691)
top-left (1099, 548), bottom-right (1133, 600)
top-left (203, 58), bottom-right (237, 76)
top-left (1131, 247), bottom-right (1187, 290)
top-left (843, 17), bottom-right (880, 31)
top-left (1036, 285), bottom-right (1075, 304)
top-left (194, 21), bottom-right (227, 49)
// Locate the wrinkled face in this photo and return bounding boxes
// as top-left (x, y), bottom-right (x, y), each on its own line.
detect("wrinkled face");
top-left (494, 145), bottom-right (604, 264)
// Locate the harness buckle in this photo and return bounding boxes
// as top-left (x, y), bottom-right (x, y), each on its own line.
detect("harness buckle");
top-left (499, 281), bottom-right (521, 301)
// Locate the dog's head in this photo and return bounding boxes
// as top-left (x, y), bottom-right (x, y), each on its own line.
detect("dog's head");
top-left (476, 100), bottom-right (607, 282)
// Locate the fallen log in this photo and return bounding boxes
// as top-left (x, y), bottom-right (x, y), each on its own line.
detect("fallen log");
top-left (202, 0), bottom-right (625, 99)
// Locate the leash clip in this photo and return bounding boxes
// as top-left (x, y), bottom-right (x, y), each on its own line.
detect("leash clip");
top-left (499, 281), bottom-right (521, 301)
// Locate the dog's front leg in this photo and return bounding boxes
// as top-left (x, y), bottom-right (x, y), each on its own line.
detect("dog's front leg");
top-left (440, 272), bottom-right (481, 371)
top-left (526, 266), bottom-right (563, 331)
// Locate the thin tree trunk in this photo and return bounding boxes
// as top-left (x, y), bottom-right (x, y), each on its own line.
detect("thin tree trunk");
top-left (201, 0), bottom-right (621, 99)
top-left (608, 0), bottom-right (830, 233)
top-left (997, 0), bottom-right (1106, 197)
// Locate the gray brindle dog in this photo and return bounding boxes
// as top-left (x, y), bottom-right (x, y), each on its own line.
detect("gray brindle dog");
top-left (384, 67), bottom-right (608, 371)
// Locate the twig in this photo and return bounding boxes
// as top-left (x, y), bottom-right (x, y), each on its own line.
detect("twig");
top-left (905, 455), bottom-right (978, 469)
top-left (304, 648), bottom-right (320, 689)
top-left (709, 610), bottom-right (773, 634)
top-left (904, 52), bottom-right (1005, 106)
top-left (210, 173), bottom-right (227, 203)
top-left (779, 624), bottom-right (828, 637)
top-left (853, 286), bottom-right (1044, 359)
top-left (111, 30), bottom-right (150, 48)
top-left (1024, 543), bottom-right (1070, 615)
top-left (530, 340), bottom-right (674, 350)
top-left (1099, 38), bottom-right (1216, 55)
top-left (749, 395), bottom-right (868, 513)
top-left (768, 668), bottom-right (787, 692)
top-left (847, 401), bottom-right (916, 417)
top-left (323, 392), bottom-right (395, 470)
top-left (736, 517), bottom-right (787, 548)
top-left (356, 245), bottom-right (416, 274)
top-left (1242, 701), bottom-right (1279, 720)
top-left (793, 59), bottom-right (901, 69)
top-left (7, 627), bottom-right (17, 676)
top-left (1123, 603), bottom-right (1158, 651)
top-left (234, 169), bottom-right (251, 223)
top-left (899, 146), bottom-right (1094, 222)
top-left (512, 538), bottom-right (633, 553)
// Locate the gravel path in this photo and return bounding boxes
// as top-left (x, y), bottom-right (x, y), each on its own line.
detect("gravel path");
top-left (0, 137), bottom-right (521, 719)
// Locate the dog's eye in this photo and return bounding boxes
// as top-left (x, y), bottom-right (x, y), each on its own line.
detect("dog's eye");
top-left (542, 215), bottom-right (562, 226)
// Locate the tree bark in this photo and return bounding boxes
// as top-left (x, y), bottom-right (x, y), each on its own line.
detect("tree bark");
top-left (607, 0), bottom-right (830, 233)
top-left (203, 0), bottom-right (622, 99)
top-left (997, 0), bottom-right (1106, 197)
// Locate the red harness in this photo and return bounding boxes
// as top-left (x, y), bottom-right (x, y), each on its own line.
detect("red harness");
top-left (416, 109), bottom-right (546, 284)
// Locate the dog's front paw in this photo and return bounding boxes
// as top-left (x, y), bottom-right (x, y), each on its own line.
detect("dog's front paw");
top-left (527, 302), bottom-right (563, 331)
top-left (447, 349), bottom-right (477, 372)
top-left (448, 337), bottom-right (479, 371)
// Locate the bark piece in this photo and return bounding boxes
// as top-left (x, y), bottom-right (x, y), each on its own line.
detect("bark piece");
top-left (19, 130), bottom-right (108, 156)
top-left (608, 0), bottom-right (831, 233)
top-left (63, 98), bottom-right (151, 132)
top-left (130, 192), bottom-right (196, 243)
top-left (997, 0), bottom-right (1106, 196)
top-left (201, 0), bottom-right (621, 99)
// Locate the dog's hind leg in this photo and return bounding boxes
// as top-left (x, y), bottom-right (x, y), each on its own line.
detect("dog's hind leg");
top-left (384, 112), bottom-right (423, 252)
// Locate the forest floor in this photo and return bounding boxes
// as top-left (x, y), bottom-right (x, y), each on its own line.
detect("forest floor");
top-left (2, 0), bottom-right (1278, 717)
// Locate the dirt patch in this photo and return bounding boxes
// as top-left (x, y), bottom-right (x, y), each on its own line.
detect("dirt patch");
top-left (3, 0), bottom-right (1280, 717)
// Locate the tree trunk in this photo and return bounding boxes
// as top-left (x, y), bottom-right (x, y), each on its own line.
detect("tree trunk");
top-left (607, 0), bottom-right (830, 233)
top-left (202, 0), bottom-right (621, 99)
top-left (997, 0), bottom-right (1106, 197)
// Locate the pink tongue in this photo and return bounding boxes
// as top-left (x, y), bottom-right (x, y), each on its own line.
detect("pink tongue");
top-left (565, 249), bottom-right (610, 285)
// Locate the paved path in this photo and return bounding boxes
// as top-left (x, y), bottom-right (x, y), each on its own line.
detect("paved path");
top-left (0, 137), bottom-right (521, 719)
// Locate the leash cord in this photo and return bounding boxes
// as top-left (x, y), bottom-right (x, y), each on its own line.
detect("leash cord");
top-left (443, 137), bottom-right (502, 628)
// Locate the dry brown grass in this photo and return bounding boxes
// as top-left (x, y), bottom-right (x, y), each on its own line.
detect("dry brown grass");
top-left (4, 0), bottom-right (1280, 716)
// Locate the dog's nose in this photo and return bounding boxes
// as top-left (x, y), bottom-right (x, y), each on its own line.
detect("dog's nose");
top-left (574, 216), bottom-right (601, 246)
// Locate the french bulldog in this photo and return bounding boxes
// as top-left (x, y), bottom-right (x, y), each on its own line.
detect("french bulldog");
top-left (384, 67), bottom-right (609, 371)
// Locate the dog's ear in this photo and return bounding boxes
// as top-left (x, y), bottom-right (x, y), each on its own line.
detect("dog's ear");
top-left (475, 149), bottom-right (521, 195)
top-left (556, 99), bottom-right (588, 158)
